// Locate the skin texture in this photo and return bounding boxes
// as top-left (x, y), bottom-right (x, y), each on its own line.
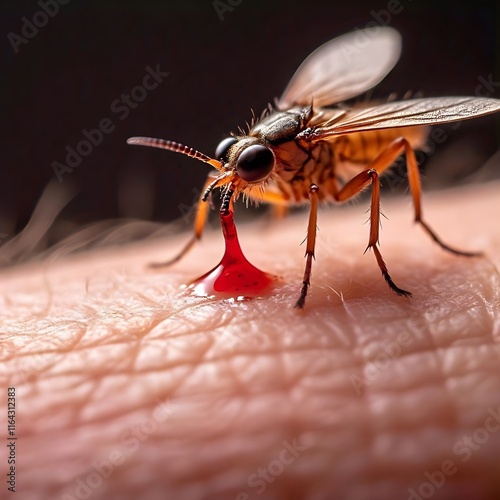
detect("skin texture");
top-left (2, 180), bottom-right (500, 500)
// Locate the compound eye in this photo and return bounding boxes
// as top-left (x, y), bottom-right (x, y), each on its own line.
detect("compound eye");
top-left (215, 137), bottom-right (238, 162)
top-left (236, 145), bottom-right (274, 183)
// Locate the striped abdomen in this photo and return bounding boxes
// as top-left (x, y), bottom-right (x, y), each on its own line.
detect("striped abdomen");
top-left (334, 126), bottom-right (428, 175)
top-left (271, 125), bottom-right (428, 203)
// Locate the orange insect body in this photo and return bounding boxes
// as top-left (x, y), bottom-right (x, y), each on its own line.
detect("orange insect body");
top-left (127, 27), bottom-right (500, 308)
top-left (334, 126), bottom-right (427, 166)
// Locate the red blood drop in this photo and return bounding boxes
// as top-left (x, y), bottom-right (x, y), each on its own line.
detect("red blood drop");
top-left (189, 210), bottom-right (275, 299)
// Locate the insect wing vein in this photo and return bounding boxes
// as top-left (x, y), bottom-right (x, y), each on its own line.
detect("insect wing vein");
top-left (308, 97), bottom-right (500, 140)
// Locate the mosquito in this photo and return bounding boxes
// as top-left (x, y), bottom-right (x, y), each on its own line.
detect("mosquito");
top-left (128, 27), bottom-right (500, 308)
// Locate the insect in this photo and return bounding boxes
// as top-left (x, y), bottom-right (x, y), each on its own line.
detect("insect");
top-left (128, 27), bottom-right (500, 308)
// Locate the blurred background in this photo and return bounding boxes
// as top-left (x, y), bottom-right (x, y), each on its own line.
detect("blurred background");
top-left (1, 0), bottom-right (499, 253)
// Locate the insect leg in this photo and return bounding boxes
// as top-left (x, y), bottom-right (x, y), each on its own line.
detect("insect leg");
top-left (271, 204), bottom-right (289, 218)
top-left (335, 167), bottom-right (411, 297)
top-left (402, 139), bottom-right (481, 257)
top-left (362, 137), bottom-right (480, 256)
top-left (149, 174), bottom-right (214, 268)
top-left (246, 188), bottom-right (316, 306)
top-left (295, 184), bottom-right (319, 309)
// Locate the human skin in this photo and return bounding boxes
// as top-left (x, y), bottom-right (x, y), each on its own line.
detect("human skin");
top-left (2, 180), bottom-right (500, 500)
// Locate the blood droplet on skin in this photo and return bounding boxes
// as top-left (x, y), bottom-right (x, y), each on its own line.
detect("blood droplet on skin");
top-left (189, 209), bottom-right (276, 299)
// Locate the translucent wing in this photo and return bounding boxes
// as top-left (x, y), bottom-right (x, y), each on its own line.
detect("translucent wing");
top-left (306, 97), bottom-right (500, 140)
top-left (278, 27), bottom-right (402, 109)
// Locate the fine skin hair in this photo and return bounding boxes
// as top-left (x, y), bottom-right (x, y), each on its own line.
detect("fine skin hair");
top-left (2, 181), bottom-right (500, 500)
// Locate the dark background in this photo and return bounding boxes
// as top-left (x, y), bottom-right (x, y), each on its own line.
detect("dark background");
top-left (1, 0), bottom-right (499, 244)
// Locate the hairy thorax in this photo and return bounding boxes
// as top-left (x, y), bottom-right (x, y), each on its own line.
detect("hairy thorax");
top-left (250, 106), bottom-right (429, 204)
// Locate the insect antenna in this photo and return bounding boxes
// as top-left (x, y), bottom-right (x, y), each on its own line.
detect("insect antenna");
top-left (127, 137), bottom-right (223, 171)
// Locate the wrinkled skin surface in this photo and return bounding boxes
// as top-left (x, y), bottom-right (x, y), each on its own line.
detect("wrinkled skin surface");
top-left (2, 182), bottom-right (500, 500)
